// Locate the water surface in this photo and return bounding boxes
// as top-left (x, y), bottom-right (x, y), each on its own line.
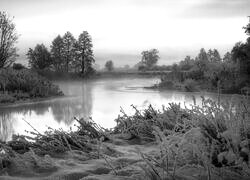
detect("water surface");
top-left (0, 77), bottom-right (234, 141)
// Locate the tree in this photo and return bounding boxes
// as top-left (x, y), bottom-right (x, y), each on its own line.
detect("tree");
top-left (141, 49), bottom-right (159, 69)
top-left (243, 17), bottom-right (250, 35)
top-left (194, 48), bottom-right (209, 72)
top-left (51, 35), bottom-right (64, 72)
top-left (105, 60), bottom-right (114, 71)
top-left (207, 49), bottom-right (221, 62)
top-left (27, 44), bottom-right (51, 69)
top-left (74, 31), bottom-right (94, 75)
top-left (223, 52), bottom-right (232, 62)
top-left (179, 56), bottom-right (195, 70)
top-left (0, 12), bottom-right (18, 68)
top-left (62, 31), bottom-right (76, 72)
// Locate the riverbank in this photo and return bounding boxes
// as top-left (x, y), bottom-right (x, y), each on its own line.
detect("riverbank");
top-left (146, 79), bottom-right (249, 95)
top-left (0, 97), bottom-right (249, 180)
top-left (0, 69), bottom-right (64, 105)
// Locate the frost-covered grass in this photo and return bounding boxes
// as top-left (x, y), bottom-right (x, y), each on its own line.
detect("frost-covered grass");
top-left (114, 96), bottom-right (250, 179)
top-left (0, 97), bottom-right (249, 179)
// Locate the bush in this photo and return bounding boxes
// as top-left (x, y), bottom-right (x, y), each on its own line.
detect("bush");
top-left (158, 80), bottom-right (175, 89)
top-left (0, 68), bottom-right (63, 102)
top-left (0, 94), bottom-right (16, 103)
top-left (12, 63), bottom-right (25, 70)
top-left (183, 78), bottom-right (198, 92)
top-left (119, 97), bottom-right (250, 179)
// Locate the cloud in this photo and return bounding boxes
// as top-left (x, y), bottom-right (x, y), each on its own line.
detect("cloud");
top-left (182, 0), bottom-right (250, 18)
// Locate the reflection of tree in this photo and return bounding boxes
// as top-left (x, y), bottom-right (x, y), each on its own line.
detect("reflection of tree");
top-left (0, 113), bottom-right (15, 142)
top-left (0, 81), bottom-right (93, 139)
top-left (50, 82), bottom-right (93, 124)
top-left (0, 103), bottom-right (49, 116)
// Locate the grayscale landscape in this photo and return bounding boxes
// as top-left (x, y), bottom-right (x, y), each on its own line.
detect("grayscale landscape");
top-left (0, 0), bottom-right (250, 179)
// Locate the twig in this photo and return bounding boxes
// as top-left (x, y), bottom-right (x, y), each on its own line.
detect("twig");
top-left (22, 118), bottom-right (42, 136)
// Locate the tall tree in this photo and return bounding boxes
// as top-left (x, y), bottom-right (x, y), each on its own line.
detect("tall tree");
top-left (141, 49), bottom-right (159, 69)
top-left (27, 44), bottom-right (51, 69)
top-left (74, 31), bottom-right (94, 75)
top-left (0, 12), bottom-right (18, 68)
top-left (62, 31), bottom-right (76, 72)
top-left (195, 48), bottom-right (209, 72)
top-left (51, 35), bottom-right (64, 72)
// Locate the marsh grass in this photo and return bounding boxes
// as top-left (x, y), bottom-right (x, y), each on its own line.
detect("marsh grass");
top-left (115, 96), bottom-right (250, 179)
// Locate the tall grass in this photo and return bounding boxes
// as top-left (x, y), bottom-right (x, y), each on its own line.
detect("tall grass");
top-left (114, 96), bottom-right (250, 179)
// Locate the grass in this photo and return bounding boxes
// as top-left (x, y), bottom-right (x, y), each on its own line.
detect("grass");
top-left (0, 96), bottom-right (249, 179)
top-left (114, 96), bottom-right (250, 179)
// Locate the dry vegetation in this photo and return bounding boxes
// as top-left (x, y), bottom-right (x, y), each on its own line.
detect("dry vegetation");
top-left (0, 96), bottom-right (250, 180)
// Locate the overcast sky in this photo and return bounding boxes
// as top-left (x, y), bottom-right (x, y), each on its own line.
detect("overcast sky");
top-left (1, 0), bottom-right (250, 66)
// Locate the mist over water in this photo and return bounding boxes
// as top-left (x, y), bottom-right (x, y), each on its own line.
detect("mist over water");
top-left (0, 77), bottom-right (233, 141)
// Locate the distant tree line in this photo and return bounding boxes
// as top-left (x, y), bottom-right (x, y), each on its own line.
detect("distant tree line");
top-left (27, 31), bottom-right (95, 76)
top-left (157, 29), bottom-right (249, 93)
top-left (138, 20), bottom-right (250, 93)
top-left (105, 60), bottom-right (114, 71)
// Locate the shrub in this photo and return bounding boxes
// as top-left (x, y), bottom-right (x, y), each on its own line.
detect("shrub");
top-left (0, 68), bottom-right (63, 101)
top-left (114, 104), bottom-right (192, 141)
top-left (0, 94), bottom-right (15, 103)
top-left (183, 78), bottom-right (198, 92)
top-left (158, 80), bottom-right (175, 89)
top-left (133, 97), bottom-right (250, 179)
top-left (12, 63), bottom-right (25, 70)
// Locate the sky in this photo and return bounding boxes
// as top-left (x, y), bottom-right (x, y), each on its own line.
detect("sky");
top-left (1, 0), bottom-right (250, 67)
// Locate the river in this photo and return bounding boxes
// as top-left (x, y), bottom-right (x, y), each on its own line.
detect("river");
top-left (0, 77), bottom-right (235, 141)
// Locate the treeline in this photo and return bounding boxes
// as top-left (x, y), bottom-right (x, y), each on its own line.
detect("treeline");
top-left (152, 21), bottom-right (250, 93)
top-left (27, 31), bottom-right (95, 76)
top-left (157, 45), bottom-right (249, 93)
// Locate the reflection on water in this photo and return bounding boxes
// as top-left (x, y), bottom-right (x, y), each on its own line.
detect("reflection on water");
top-left (0, 82), bottom-right (93, 141)
top-left (0, 77), bottom-right (237, 141)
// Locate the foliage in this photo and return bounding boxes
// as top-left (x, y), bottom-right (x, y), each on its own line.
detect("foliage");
top-left (140, 49), bottom-right (159, 70)
top-left (0, 68), bottom-right (63, 101)
top-left (62, 31), bottom-right (76, 72)
top-left (114, 104), bottom-right (191, 141)
top-left (157, 19), bottom-right (250, 94)
top-left (27, 44), bottom-right (52, 70)
top-left (114, 97), bottom-right (250, 179)
top-left (183, 78), bottom-right (198, 92)
top-left (50, 35), bottom-right (64, 72)
top-left (74, 31), bottom-right (95, 75)
top-left (27, 31), bottom-right (96, 77)
top-left (105, 60), bottom-right (114, 71)
top-left (0, 94), bottom-right (15, 103)
top-left (12, 63), bottom-right (25, 70)
top-left (0, 11), bottom-right (18, 68)
top-left (179, 56), bottom-right (195, 71)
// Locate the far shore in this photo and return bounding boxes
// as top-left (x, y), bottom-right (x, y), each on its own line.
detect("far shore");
top-left (0, 94), bottom-right (65, 107)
